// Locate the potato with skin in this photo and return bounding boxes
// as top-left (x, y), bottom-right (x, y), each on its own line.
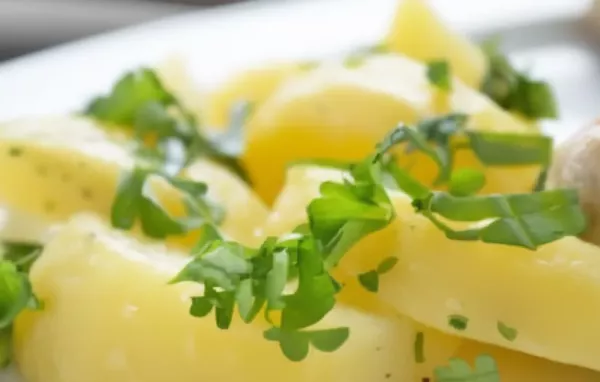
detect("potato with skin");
top-left (0, 116), bottom-right (267, 246)
top-left (384, 0), bottom-right (487, 88)
top-left (14, 214), bottom-right (418, 382)
top-left (548, 121), bottom-right (600, 246)
top-left (243, 55), bottom-right (540, 204)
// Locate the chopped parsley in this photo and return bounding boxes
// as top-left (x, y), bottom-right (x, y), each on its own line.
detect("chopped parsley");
top-left (435, 355), bottom-right (500, 382)
top-left (0, 241), bottom-right (44, 368)
top-left (497, 321), bottom-right (518, 341)
top-left (448, 314), bottom-right (469, 331)
top-left (414, 331), bottom-right (425, 363)
top-left (111, 166), bottom-right (223, 239)
top-left (84, 67), bottom-right (251, 182)
top-left (357, 256), bottom-right (398, 293)
top-left (480, 39), bottom-right (557, 120)
top-left (427, 60), bottom-right (452, 91)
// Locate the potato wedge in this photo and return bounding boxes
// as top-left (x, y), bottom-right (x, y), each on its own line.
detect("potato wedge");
top-left (244, 55), bottom-right (540, 204)
top-left (264, 164), bottom-right (600, 372)
top-left (0, 116), bottom-right (267, 245)
top-left (384, 0), bottom-right (486, 88)
top-left (14, 214), bottom-right (417, 382)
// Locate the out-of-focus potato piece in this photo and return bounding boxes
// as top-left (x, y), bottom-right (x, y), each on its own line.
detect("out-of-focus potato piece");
top-left (384, 0), bottom-right (487, 88)
top-left (548, 120), bottom-right (600, 246)
top-left (14, 215), bottom-right (418, 382)
top-left (453, 339), bottom-right (600, 381)
top-left (156, 57), bottom-right (205, 120)
top-left (244, 55), bottom-right (540, 204)
top-left (0, 116), bottom-right (266, 246)
top-left (204, 63), bottom-right (303, 129)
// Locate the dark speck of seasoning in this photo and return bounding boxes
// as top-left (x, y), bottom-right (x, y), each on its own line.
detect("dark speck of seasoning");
top-left (375, 346), bottom-right (382, 351)
top-left (8, 147), bottom-right (23, 157)
top-left (36, 165), bottom-right (48, 176)
top-left (44, 200), bottom-right (56, 212)
top-left (385, 373), bottom-right (391, 379)
top-left (81, 188), bottom-right (93, 200)
top-left (422, 378), bottom-right (430, 382)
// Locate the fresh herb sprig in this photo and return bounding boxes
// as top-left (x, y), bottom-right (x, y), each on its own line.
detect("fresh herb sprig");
top-left (171, 154), bottom-right (396, 361)
top-left (111, 165), bottom-right (223, 239)
top-left (0, 241), bottom-right (43, 368)
top-left (377, 113), bottom-right (552, 189)
top-left (376, 119), bottom-right (585, 250)
top-left (427, 60), bottom-right (452, 91)
top-left (480, 39), bottom-right (557, 120)
top-left (84, 68), bottom-right (251, 182)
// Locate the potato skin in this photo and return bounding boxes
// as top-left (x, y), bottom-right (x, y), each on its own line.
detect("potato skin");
top-left (548, 121), bottom-right (600, 245)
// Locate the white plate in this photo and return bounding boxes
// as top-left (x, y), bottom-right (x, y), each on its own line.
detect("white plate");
top-left (0, 0), bottom-right (592, 130)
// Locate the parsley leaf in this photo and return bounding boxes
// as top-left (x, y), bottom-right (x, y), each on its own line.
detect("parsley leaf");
top-left (427, 60), bottom-right (452, 91)
top-left (84, 68), bottom-right (251, 182)
top-left (111, 166), bottom-right (222, 239)
top-left (376, 115), bottom-right (584, 250)
top-left (263, 327), bottom-right (349, 362)
top-left (448, 314), bottom-right (469, 331)
top-left (497, 321), bottom-right (518, 341)
top-left (358, 256), bottom-right (398, 292)
top-left (0, 259), bottom-right (41, 368)
top-left (414, 331), bottom-right (425, 363)
top-left (0, 241), bottom-right (43, 273)
top-left (434, 355), bottom-right (500, 382)
top-left (481, 39), bottom-right (557, 120)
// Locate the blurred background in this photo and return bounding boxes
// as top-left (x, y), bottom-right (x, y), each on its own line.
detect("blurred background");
top-left (0, 0), bottom-right (259, 61)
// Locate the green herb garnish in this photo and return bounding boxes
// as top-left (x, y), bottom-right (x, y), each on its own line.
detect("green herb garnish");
top-left (427, 60), bottom-right (452, 91)
top-left (357, 256), bottom-right (398, 293)
top-left (435, 355), bottom-right (500, 382)
top-left (497, 321), bottom-right (518, 341)
top-left (448, 314), bottom-right (469, 331)
top-left (481, 39), bottom-right (557, 120)
top-left (84, 68), bottom-right (251, 181)
top-left (170, 113), bottom-right (584, 361)
top-left (414, 331), bottom-right (425, 364)
top-left (377, 114), bottom-right (552, 187)
top-left (111, 166), bottom-right (223, 239)
top-left (0, 257), bottom-right (42, 368)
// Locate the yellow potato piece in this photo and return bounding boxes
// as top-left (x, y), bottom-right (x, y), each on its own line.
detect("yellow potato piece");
top-left (0, 116), bottom-right (267, 246)
top-left (384, 0), bottom-right (486, 88)
top-left (204, 63), bottom-right (303, 129)
top-left (265, 164), bottom-right (600, 372)
top-left (244, 55), bottom-right (540, 204)
top-left (156, 57), bottom-right (205, 121)
top-left (14, 214), bottom-right (417, 382)
top-left (264, 165), bottom-right (463, 378)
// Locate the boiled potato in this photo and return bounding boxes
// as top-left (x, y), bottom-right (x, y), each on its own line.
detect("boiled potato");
top-left (548, 120), bottom-right (600, 246)
top-left (384, 0), bottom-right (486, 88)
top-left (0, 116), bottom-right (267, 246)
top-left (244, 55), bottom-right (540, 204)
top-left (204, 63), bottom-right (303, 129)
top-left (265, 164), bottom-right (600, 372)
top-left (14, 214), bottom-right (417, 382)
